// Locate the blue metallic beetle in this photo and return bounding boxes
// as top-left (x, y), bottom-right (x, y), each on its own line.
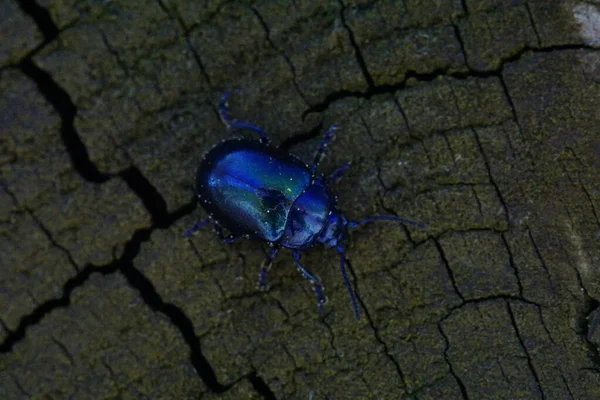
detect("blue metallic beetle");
top-left (186, 93), bottom-right (425, 319)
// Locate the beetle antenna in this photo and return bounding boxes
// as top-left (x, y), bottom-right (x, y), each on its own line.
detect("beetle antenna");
top-left (348, 215), bottom-right (427, 231)
top-left (336, 245), bottom-right (361, 320)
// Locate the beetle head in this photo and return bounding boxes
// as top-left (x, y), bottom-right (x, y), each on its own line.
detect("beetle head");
top-left (316, 209), bottom-right (348, 248)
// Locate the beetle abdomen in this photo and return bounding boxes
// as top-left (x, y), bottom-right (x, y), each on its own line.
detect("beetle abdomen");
top-left (196, 140), bottom-right (311, 241)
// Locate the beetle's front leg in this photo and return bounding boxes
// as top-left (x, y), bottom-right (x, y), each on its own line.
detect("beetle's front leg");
top-left (258, 245), bottom-right (280, 291)
top-left (292, 250), bottom-right (327, 313)
top-left (219, 92), bottom-right (271, 145)
top-left (336, 244), bottom-right (361, 320)
top-left (326, 162), bottom-right (351, 184)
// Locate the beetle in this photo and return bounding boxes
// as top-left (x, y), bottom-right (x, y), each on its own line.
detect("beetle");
top-left (186, 92), bottom-right (426, 319)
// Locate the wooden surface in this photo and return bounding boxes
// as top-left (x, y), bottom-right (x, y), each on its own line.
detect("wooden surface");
top-left (1, 0), bottom-right (599, 398)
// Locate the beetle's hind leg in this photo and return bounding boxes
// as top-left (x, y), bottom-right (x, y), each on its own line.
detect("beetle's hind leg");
top-left (258, 246), bottom-right (280, 291)
top-left (292, 250), bottom-right (327, 313)
top-left (310, 124), bottom-right (338, 175)
top-left (213, 223), bottom-right (243, 244)
top-left (184, 219), bottom-right (211, 237)
top-left (219, 91), bottom-right (270, 145)
top-left (185, 219), bottom-right (243, 244)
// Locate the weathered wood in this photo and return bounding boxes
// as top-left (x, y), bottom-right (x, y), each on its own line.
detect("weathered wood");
top-left (1, 0), bottom-right (599, 398)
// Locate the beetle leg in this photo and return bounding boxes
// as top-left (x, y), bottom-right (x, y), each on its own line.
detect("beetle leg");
top-left (310, 124), bottom-right (338, 175)
top-left (184, 219), bottom-right (211, 237)
top-left (326, 162), bottom-right (351, 184)
top-left (336, 244), bottom-right (361, 320)
top-left (258, 246), bottom-right (280, 291)
top-left (348, 215), bottom-right (427, 231)
top-left (219, 91), bottom-right (271, 145)
top-left (213, 223), bottom-right (242, 244)
top-left (292, 250), bottom-right (327, 313)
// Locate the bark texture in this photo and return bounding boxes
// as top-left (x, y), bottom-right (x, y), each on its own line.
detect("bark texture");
top-left (1, 0), bottom-right (599, 399)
